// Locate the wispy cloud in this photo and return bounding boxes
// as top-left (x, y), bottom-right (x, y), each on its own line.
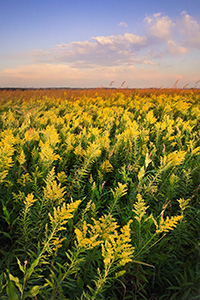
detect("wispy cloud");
top-left (1, 64), bottom-right (79, 79)
top-left (0, 64), bottom-right (82, 87)
top-left (118, 22), bottom-right (128, 28)
top-left (0, 63), bottom-right (185, 88)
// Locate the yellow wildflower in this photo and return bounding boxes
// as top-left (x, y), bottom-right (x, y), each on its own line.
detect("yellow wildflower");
top-left (49, 201), bottom-right (81, 231)
top-left (99, 160), bottom-right (113, 173)
top-left (155, 215), bottom-right (183, 234)
top-left (39, 141), bottom-right (60, 165)
top-left (18, 150), bottom-right (26, 165)
top-left (24, 193), bottom-right (37, 209)
top-left (17, 173), bottom-right (32, 186)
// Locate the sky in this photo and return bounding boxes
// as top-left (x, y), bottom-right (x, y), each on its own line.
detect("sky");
top-left (0, 0), bottom-right (200, 88)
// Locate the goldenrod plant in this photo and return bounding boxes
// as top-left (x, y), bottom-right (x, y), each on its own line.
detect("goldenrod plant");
top-left (0, 88), bottom-right (199, 299)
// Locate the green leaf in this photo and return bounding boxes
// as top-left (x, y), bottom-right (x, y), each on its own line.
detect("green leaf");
top-left (8, 273), bottom-right (23, 294)
top-left (28, 285), bottom-right (41, 297)
top-left (133, 260), bottom-right (155, 269)
top-left (2, 203), bottom-right (10, 225)
top-left (16, 258), bottom-right (25, 274)
top-left (6, 281), bottom-right (19, 300)
top-left (0, 231), bottom-right (11, 239)
top-left (24, 285), bottom-right (41, 299)
top-left (138, 166), bottom-right (145, 182)
top-left (45, 278), bottom-right (54, 288)
top-left (0, 273), bottom-right (6, 292)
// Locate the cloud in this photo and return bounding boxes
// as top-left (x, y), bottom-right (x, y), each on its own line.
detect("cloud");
top-left (1, 64), bottom-right (79, 79)
top-left (32, 33), bottom-right (148, 68)
top-left (144, 12), bottom-right (174, 39)
top-left (0, 63), bottom-right (186, 88)
top-left (167, 40), bottom-right (187, 55)
top-left (144, 11), bottom-right (200, 57)
top-left (177, 11), bottom-right (200, 49)
top-left (145, 11), bottom-right (200, 50)
top-left (31, 11), bottom-right (200, 71)
top-left (0, 64), bottom-right (83, 87)
top-left (118, 22), bottom-right (128, 28)
top-left (93, 33), bottom-right (147, 48)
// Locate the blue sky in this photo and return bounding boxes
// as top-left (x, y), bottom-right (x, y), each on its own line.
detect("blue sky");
top-left (0, 0), bottom-right (200, 88)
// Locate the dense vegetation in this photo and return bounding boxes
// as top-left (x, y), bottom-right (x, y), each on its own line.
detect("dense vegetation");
top-left (0, 88), bottom-right (199, 299)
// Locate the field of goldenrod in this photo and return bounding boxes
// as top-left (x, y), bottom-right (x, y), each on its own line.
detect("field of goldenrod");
top-left (0, 88), bottom-right (200, 299)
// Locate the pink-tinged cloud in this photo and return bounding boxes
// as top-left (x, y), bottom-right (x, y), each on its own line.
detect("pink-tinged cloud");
top-left (0, 64), bottom-right (82, 87)
top-left (0, 63), bottom-right (196, 88)
top-left (1, 64), bottom-right (80, 79)
top-left (167, 40), bottom-right (187, 55)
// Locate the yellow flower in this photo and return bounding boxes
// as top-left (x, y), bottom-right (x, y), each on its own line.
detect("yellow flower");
top-left (111, 182), bottom-right (127, 201)
top-left (44, 125), bottom-right (60, 147)
top-left (99, 160), bottom-right (113, 173)
top-left (89, 215), bottom-right (119, 241)
top-left (18, 150), bottom-right (26, 165)
top-left (161, 150), bottom-right (186, 169)
top-left (52, 237), bottom-right (66, 251)
top-left (177, 198), bottom-right (190, 216)
top-left (43, 180), bottom-right (66, 205)
top-left (39, 141), bottom-right (60, 164)
top-left (155, 215), bottom-right (183, 234)
top-left (49, 200), bottom-right (81, 231)
top-left (57, 171), bottom-right (67, 184)
top-left (145, 110), bottom-right (157, 124)
top-left (101, 219), bottom-right (134, 269)
top-left (133, 194), bottom-right (149, 223)
top-left (17, 173), bottom-right (32, 186)
top-left (24, 193), bottom-right (37, 208)
top-left (74, 143), bottom-right (86, 157)
top-left (75, 221), bottom-right (102, 249)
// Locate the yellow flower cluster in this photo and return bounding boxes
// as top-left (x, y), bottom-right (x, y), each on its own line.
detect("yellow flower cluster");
top-left (75, 221), bottom-right (102, 249)
top-left (75, 215), bottom-right (134, 270)
top-left (111, 182), bottom-right (128, 201)
top-left (43, 167), bottom-right (66, 204)
top-left (49, 200), bottom-right (81, 231)
top-left (133, 194), bottom-right (149, 223)
top-left (0, 130), bottom-right (16, 182)
top-left (43, 180), bottom-right (66, 205)
top-left (161, 150), bottom-right (186, 169)
top-left (17, 173), bottom-right (32, 186)
top-left (177, 198), bottom-right (190, 216)
top-left (39, 141), bottom-right (60, 166)
top-left (154, 215), bottom-right (183, 234)
top-left (23, 193), bottom-right (37, 218)
top-left (24, 193), bottom-right (37, 208)
top-left (101, 220), bottom-right (134, 268)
